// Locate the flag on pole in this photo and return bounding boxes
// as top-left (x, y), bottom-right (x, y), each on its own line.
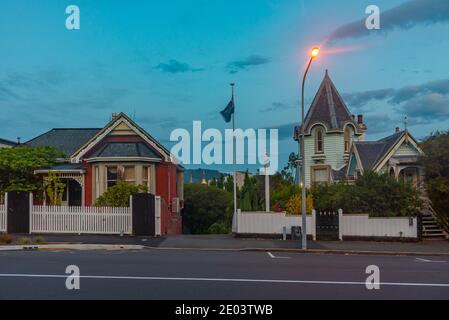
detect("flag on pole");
top-left (220, 99), bottom-right (235, 123)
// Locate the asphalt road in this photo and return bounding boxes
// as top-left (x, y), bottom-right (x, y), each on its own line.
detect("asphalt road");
top-left (0, 249), bottom-right (448, 300)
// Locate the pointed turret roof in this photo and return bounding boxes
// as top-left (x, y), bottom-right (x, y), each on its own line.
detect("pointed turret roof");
top-left (303, 70), bottom-right (363, 135)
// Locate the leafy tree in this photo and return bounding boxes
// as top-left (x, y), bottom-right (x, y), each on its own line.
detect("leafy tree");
top-left (285, 192), bottom-right (314, 215)
top-left (44, 173), bottom-right (66, 206)
top-left (224, 175), bottom-right (235, 193)
top-left (270, 172), bottom-right (299, 211)
top-left (95, 181), bottom-right (148, 207)
top-left (0, 146), bottom-right (64, 193)
top-left (240, 171), bottom-right (260, 212)
top-left (281, 152), bottom-right (299, 184)
top-left (420, 130), bottom-right (449, 230)
top-left (183, 183), bottom-right (233, 234)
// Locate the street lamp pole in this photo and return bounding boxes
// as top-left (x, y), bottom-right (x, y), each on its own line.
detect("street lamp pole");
top-left (300, 47), bottom-right (319, 250)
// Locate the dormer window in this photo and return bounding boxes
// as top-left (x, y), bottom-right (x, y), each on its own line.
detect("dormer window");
top-left (315, 128), bottom-right (324, 154)
top-left (344, 127), bottom-right (352, 153)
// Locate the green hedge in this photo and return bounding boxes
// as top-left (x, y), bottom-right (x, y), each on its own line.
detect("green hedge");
top-left (311, 171), bottom-right (421, 217)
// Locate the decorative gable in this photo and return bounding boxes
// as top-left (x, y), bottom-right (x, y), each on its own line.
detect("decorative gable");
top-left (70, 113), bottom-right (172, 163)
top-left (110, 122), bottom-right (135, 136)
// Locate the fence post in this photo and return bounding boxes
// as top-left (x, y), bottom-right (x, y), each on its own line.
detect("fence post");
top-left (4, 193), bottom-right (8, 233)
top-left (312, 210), bottom-right (317, 241)
top-left (338, 209), bottom-right (343, 241)
top-left (29, 193), bottom-right (33, 235)
top-left (129, 195), bottom-right (133, 235)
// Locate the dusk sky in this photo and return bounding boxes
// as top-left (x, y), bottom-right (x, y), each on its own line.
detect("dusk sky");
top-left (1, 0), bottom-right (449, 172)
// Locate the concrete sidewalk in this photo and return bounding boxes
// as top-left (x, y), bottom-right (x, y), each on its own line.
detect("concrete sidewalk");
top-left (157, 235), bottom-right (449, 256)
top-left (2, 234), bottom-right (449, 256)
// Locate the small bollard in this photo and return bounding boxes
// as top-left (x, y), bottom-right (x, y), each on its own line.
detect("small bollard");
top-left (283, 227), bottom-right (287, 241)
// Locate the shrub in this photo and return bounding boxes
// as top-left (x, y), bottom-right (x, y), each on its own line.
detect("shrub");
top-left (285, 193), bottom-right (314, 215)
top-left (207, 222), bottom-right (230, 234)
top-left (183, 184), bottom-right (233, 234)
top-left (312, 171), bottom-right (421, 217)
top-left (17, 237), bottom-right (33, 245)
top-left (0, 234), bottom-right (13, 244)
top-left (95, 181), bottom-right (148, 207)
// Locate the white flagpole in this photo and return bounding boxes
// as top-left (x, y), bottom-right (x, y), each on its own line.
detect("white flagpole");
top-left (231, 83), bottom-right (237, 216)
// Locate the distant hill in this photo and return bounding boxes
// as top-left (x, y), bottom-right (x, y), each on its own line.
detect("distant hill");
top-left (184, 169), bottom-right (229, 184)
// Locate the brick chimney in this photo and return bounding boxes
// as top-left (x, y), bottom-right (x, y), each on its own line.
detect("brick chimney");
top-left (396, 127), bottom-right (400, 133)
top-left (111, 113), bottom-right (118, 121)
top-left (357, 115), bottom-right (364, 125)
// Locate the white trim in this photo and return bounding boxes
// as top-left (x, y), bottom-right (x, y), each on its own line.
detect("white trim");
top-left (71, 116), bottom-right (171, 163)
top-left (34, 169), bottom-right (85, 174)
top-left (374, 133), bottom-right (424, 172)
top-left (85, 157), bottom-right (162, 163)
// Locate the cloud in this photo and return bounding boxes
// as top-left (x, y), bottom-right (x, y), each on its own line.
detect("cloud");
top-left (261, 102), bottom-right (296, 113)
top-left (227, 55), bottom-right (271, 74)
top-left (328, 0), bottom-right (449, 42)
top-left (364, 114), bottom-right (397, 135)
top-left (342, 88), bottom-right (395, 110)
top-left (268, 122), bottom-right (296, 141)
top-left (400, 93), bottom-right (449, 120)
top-left (344, 78), bottom-right (449, 125)
top-left (154, 60), bottom-right (204, 74)
top-left (390, 78), bottom-right (449, 104)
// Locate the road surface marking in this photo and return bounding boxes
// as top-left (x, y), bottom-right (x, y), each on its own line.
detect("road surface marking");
top-left (267, 252), bottom-right (291, 259)
top-left (0, 273), bottom-right (449, 288)
top-left (415, 258), bottom-right (447, 264)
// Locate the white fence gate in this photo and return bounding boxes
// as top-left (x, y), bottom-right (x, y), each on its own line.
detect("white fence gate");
top-left (0, 197), bottom-right (6, 233)
top-left (30, 205), bottom-right (132, 235)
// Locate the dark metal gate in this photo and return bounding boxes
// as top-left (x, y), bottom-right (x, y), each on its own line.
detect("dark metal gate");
top-left (132, 193), bottom-right (156, 236)
top-left (7, 192), bottom-right (30, 234)
top-left (316, 211), bottom-right (339, 241)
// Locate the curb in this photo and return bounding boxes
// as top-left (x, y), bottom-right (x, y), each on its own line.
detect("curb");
top-left (0, 244), bottom-right (145, 252)
top-left (145, 246), bottom-right (449, 257)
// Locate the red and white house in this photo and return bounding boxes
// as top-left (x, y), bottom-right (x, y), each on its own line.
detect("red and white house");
top-left (26, 113), bottom-right (184, 235)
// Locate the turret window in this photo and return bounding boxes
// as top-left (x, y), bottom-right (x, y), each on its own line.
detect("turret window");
top-left (344, 127), bottom-right (352, 153)
top-left (315, 128), bottom-right (324, 154)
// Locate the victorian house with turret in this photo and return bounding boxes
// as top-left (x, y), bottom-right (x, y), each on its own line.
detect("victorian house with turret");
top-left (295, 70), bottom-right (425, 189)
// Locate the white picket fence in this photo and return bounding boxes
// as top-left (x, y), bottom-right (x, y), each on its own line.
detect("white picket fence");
top-left (341, 214), bottom-right (417, 239)
top-left (30, 206), bottom-right (132, 235)
top-left (0, 203), bottom-right (6, 233)
top-left (233, 210), bottom-right (315, 237)
top-left (233, 210), bottom-right (418, 240)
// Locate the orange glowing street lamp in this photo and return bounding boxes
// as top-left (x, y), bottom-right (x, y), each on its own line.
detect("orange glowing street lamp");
top-left (311, 47), bottom-right (320, 58)
top-left (298, 47), bottom-right (320, 250)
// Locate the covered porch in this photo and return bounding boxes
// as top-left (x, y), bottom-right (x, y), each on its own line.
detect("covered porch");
top-left (388, 156), bottom-right (424, 189)
top-left (35, 163), bottom-right (85, 206)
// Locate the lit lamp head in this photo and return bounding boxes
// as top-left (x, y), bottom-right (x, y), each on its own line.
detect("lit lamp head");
top-left (311, 47), bottom-right (320, 59)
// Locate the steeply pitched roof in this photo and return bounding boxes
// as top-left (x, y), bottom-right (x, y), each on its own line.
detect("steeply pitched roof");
top-left (355, 131), bottom-right (405, 171)
top-left (25, 128), bottom-right (101, 156)
top-left (303, 70), bottom-right (362, 134)
top-left (89, 142), bottom-right (162, 159)
top-left (355, 142), bottom-right (388, 171)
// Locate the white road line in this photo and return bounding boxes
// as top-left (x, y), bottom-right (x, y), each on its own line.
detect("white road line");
top-left (0, 273), bottom-right (449, 288)
top-left (416, 258), bottom-right (447, 263)
top-left (267, 252), bottom-right (291, 259)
